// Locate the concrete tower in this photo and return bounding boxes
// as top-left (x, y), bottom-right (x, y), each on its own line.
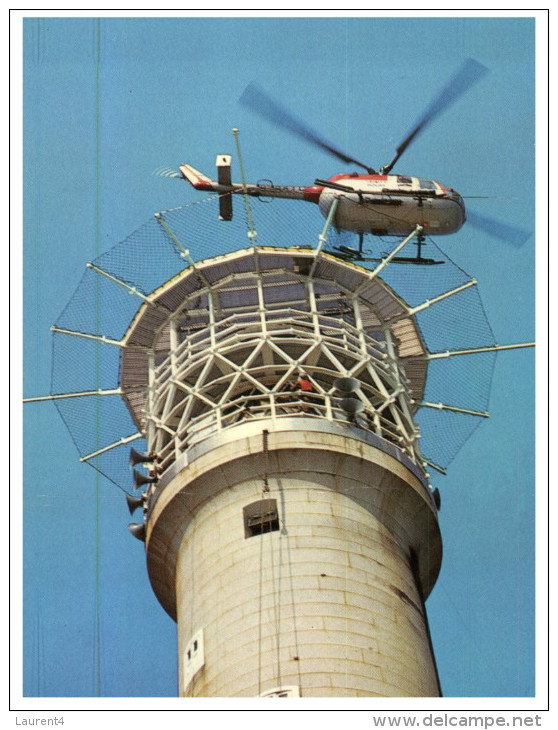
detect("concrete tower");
top-left (122, 243), bottom-right (442, 697)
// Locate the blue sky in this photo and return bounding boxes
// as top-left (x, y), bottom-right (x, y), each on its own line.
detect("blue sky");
top-left (20, 13), bottom-right (542, 708)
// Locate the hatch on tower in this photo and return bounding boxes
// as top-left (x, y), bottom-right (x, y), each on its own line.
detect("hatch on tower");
top-left (243, 499), bottom-right (280, 538)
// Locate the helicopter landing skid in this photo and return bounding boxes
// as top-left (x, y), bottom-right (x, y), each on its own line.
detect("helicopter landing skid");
top-left (364, 255), bottom-right (444, 265)
top-left (332, 245), bottom-right (444, 266)
top-left (332, 230), bottom-right (444, 265)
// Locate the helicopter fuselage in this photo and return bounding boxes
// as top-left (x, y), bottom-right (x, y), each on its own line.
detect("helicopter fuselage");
top-left (314, 173), bottom-right (466, 236)
top-left (179, 163), bottom-right (466, 237)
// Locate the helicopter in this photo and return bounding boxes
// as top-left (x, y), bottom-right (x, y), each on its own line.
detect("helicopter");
top-left (177, 59), bottom-right (530, 259)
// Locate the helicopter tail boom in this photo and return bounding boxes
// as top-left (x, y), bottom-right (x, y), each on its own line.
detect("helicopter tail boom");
top-left (180, 161), bottom-right (319, 207)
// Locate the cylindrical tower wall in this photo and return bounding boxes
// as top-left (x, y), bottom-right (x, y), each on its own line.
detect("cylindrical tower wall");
top-left (176, 482), bottom-right (438, 697)
top-left (146, 422), bottom-right (442, 697)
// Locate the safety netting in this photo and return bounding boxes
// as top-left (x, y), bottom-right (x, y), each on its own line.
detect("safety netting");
top-left (50, 193), bottom-right (499, 492)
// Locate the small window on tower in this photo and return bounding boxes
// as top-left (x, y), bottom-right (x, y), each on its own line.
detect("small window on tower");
top-left (243, 499), bottom-right (279, 538)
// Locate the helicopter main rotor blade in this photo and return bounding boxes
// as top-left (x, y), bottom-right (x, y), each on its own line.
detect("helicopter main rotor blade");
top-left (381, 58), bottom-right (488, 174)
top-left (239, 82), bottom-right (376, 173)
top-left (467, 209), bottom-right (531, 248)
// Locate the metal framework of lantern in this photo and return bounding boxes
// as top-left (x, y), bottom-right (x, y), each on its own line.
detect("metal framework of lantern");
top-left (123, 242), bottom-right (431, 482)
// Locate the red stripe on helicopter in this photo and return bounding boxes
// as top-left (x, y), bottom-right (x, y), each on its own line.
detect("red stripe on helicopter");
top-left (303, 185), bottom-right (323, 203)
top-left (329, 173), bottom-right (389, 182)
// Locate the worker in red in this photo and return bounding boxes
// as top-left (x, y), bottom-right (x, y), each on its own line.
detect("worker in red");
top-left (291, 371), bottom-right (315, 411)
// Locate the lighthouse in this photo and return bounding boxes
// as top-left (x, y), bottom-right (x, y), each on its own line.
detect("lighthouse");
top-left (123, 240), bottom-right (442, 697)
top-left (36, 193), bottom-right (533, 697)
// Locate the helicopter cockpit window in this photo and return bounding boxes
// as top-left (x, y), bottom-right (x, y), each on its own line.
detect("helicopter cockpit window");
top-left (397, 175), bottom-right (412, 185)
top-left (418, 178), bottom-right (437, 190)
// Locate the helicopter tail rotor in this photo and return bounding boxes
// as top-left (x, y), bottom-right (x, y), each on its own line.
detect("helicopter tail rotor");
top-left (152, 165), bottom-right (182, 178)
